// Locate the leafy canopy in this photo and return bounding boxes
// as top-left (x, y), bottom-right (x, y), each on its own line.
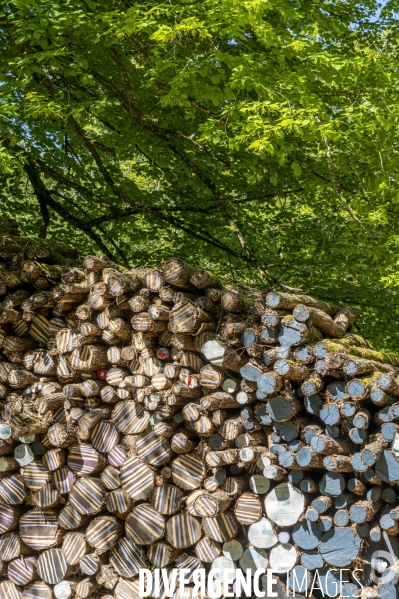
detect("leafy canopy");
top-left (1, 0), bottom-right (399, 349)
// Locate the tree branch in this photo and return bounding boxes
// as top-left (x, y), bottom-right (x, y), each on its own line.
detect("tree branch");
top-left (49, 189), bottom-right (129, 266)
top-left (36, 189), bottom-right (50, 238)
top-left (26, 154), bottom-right (117, 210)
top-left (67, 113), bottom-right (136, 206)
top-left (84, 205), bottom-right (246, 259)
top-left (24, 147), bottom-right (235, 255)
top-left (22, 158), bottom-right (120, 263)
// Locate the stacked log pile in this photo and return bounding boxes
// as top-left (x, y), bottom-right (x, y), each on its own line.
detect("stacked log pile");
top-left (0, 244), bottom-right (397, 599)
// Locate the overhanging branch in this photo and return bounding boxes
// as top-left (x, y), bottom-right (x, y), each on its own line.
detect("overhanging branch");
top-left (22, 158), bottom-right (120, 263)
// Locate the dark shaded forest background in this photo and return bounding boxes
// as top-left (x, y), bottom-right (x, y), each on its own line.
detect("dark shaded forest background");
top-left (1, 0), bottom-right (399, 351)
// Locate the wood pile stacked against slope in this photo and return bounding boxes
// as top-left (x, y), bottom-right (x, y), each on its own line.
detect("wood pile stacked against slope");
top-left (0, 244), bottom-right (396, 599)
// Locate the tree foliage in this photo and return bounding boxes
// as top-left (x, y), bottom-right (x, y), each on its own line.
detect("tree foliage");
top-left (1, 0), bottom-right (399, 350)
